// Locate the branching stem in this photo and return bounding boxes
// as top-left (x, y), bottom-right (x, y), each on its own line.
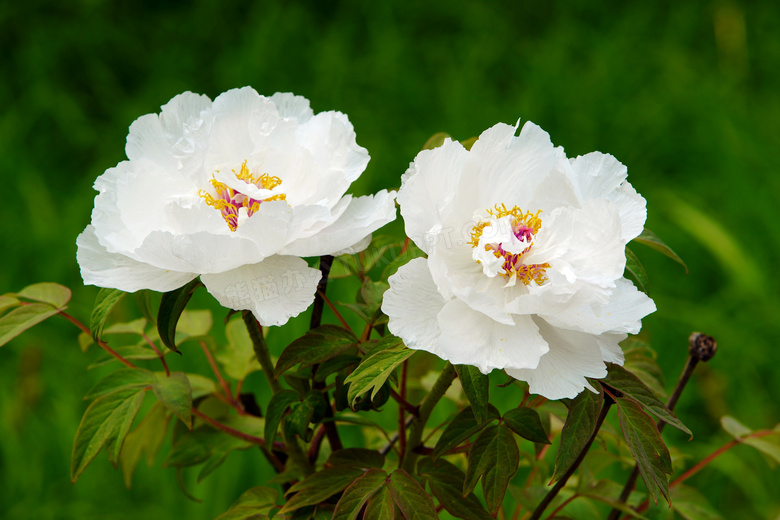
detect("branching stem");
top-left (58, 310), bottom-right (135, 369)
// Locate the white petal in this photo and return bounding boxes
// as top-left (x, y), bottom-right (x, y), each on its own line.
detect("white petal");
top-left (383, 258), bottom-right (447, 352)
top-left (540, 278), bottom-right (656, 336)
top-left (567, 153), bottom-right (647, 242)
top-left (280, 190), bottom-right (396, 257)
top-left (269, 92), bottom-right (314, 122)
top-left (76, 226), bottom-right (197, 292)
top-left (469, 122), bottom-right (558, 211)
top-left (201, 255), bottom-right (321, 327)
top-left (506, 318), bottom-right (610, 400)
top-left (399, 139), bottom-right (470, 253)
top-left (436, 299), bottom-right (549, 374)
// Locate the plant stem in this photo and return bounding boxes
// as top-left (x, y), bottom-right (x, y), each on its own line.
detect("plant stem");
top-left (199, 340), bottom-right (242, 413)
top-left (528, 393), bottom-right (614, 520)
top-left (58, 310), bottom-right (136, 369)
top-left (607, 332), bottom-right (717, 520)
top-left (310, 255), bottom-right (334, 329)
top-left (400, 362), bottom-right (457, 472)
top-left (142, 332), bottom-right (170, 376)
top-left (283, 427), bottom-right (314, 476)
top-left (242, 311), bottom-right (281, 394)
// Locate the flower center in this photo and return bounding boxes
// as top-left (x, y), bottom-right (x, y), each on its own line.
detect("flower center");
top-left (199, 160), bottom-right (287, 231)
top-left (468, 203), bottom-right (550, 286)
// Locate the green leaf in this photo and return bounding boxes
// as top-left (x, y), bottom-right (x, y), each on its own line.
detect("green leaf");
top-left (602, 364), bottom-right (690, 436)
top-left (314, 354), bottom-right (361, 382)
top-left (0, 295), bottom-right (20, 315)
top-left (217, 317), bottom-right (261, 381)
top-left (365, 486), bottom-right (396, 520)
top-left (280, 466), bottom-right (365, 513)
top-left (104, 317), bottom-right (148, 336)
top-left (670, 485), bottom-right (725, 520)
top-left (175, 309), bottom-right (213, 337)
top-left (153, 372), bottom-right (193, 429)
top-left (17, 282), bottom-right (72, 308)
top-left (216, 486), bottom-right (279, 520)
top-left (387, 469), bottom-right (439, 520)
top-left (423, 132), bottom-right (451, 150)
top-left (633, 229), bottom-right (688, 273)
top-left (84, 368), bottom-right (158, 400)
top-left (332, 468), bottom-right (389, 520)
top-left (135, 290), bottom-right (156, 325)
top-left (0, 303), bottom-right (61, 348)
top-left (88, 345), bottom-right (160, 369)
top-left (157, 278), bottom-right (201, 353)
top-left (455, 365), bottom-right (490, 424)
top-left (616, 396), bottom-right (673, 505)
top-left (119, 402), bottom-right (171, 488)
top-left (285, 391), bottom-right (329, 441)
top-left (721, 416), bottom-right (780, 464)
top-left (90, 288), bottom-right (126, 342)
top-left (432, 405), bottom-right (500, 460)
top-left (276, 325), bottom-right (358, 377)
top-left (503, 407), bottom-right (550, 444)
top-left (624, 247), bottom-right (649, 293)
top-left (463, 423), bottom-right (520, 516)
top-left (187, 373), bottom-right (219, 399)
top-left (327, 448), bottom-right (385, 469)
top-left (622, 341), bottom-right (667, 401)
top-left (264, 390), bottom-right (300, 446)
top-left (418, 458), bottom-right (493, 520)
top-left (552, 388), bottom-right (603, 483)
top-left (71, 387), bottom-right (146, 482)
top-left (344, 335), bottom-right (413, 406)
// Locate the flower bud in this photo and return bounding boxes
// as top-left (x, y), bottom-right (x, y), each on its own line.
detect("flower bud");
top-left (688, 332), bottom-right (717, 362)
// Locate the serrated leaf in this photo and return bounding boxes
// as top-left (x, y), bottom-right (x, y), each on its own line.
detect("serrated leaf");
top-left (327, 448), bottom-right (385, 469)
top-left (71, 387), bottom-right (146, 482)
top-left (387, 469), bottom-right (438, 520)
top-left (463, 423), bottom-right (520, 515)
top-left (365, 486), bottom-right (395, 520)
top-left (552, 388), bottom-right (603, 483)
top-left (264, 390), bottom-right (300, 446)
top-left (120, 402), bottom-right (171, 488)
top-left (157, 278), bottom-right (201, 353)
top-left (84, 368), bottom-right (158, 400)
top-left (503, 407), bottom-right (550, 444)
top-left (616, 396), bottom-right (673, 505)
top-left (90, 288), bottom-right (126, 342)
top-left (602, 364), bottom-right (690, 436)
top-left (344, 335), bottom-right (413, 406)
top-left (625, 247), bottom-right (649, 293)
top-left (280, 466), bottom-right (365, 513)
top-left (217, 317), bottom-right (262, 381)
top-left (17, 282), bottom-right (72, 308)
top-left (0, 303), bottom-right (61, 347)
top-left (153, 372), bottom-right (193, 429)
top-left (670, 485), bottom-right (725, 520)
top-left (217, 486), bottom-right (280, 520)
top-left (276, 325), bottom-right (357, 377)
top-left (633, 229), bottom-right (687, 273)
top-left (423, 132), bottom-right (451, 150)
top-left (418, 458), bottom-right (492, 520)
top-left (455, 365), bottom-right (489, 424)
top-left (433, 405), bottom-right (500, 460)
top-left (332, 468), bottom-right (389, 520)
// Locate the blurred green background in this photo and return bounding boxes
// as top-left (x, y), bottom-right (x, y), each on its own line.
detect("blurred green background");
top-left (1, 0), bottom-right (779, 518)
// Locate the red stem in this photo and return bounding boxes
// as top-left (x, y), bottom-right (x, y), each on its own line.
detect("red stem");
top-left (58, 310), bottom-right (136, 369)
top-left (199, 340), bottom-right (242, 413)
top-left (318, 290), bottom-right (351, 329)
top-left (627, 430), bottom-right (776, 518)
top-left (399, 360), bottom-right (408, 460)
top-left (142, 332), bottom-right (170, 376)
top-left (545, 494), bottom-right (578, 520)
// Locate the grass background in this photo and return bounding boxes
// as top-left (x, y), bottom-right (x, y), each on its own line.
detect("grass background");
top-left (1, 0), bottom-right (779, 518)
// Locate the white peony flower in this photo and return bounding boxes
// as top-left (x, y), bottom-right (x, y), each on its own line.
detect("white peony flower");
top-left (77, 87), bottom-right (396, 327)
top-left (382, 121), bottom-right (655, 400)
